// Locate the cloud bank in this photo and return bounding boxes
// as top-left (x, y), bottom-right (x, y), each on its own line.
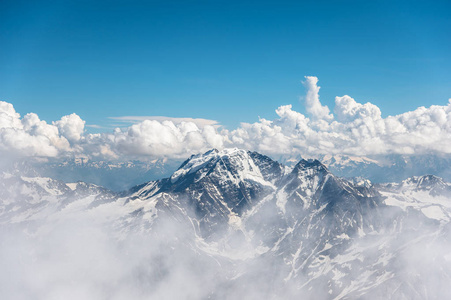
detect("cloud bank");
top-left (1, 76), bottom-right (450, 160)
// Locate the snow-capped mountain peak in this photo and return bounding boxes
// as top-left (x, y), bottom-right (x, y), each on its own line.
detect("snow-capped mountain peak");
top-left (321, 154), bottom-right (381, 168)
top-left (293, 158), bottom-right (329, 173)
top-left (169, 148), bottom-right (281, 188)
top-left (405, 174), bottom-right (447, 190)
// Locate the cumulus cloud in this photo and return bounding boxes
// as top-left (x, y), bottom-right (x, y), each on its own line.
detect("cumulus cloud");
top-left (302, 76), bottom-right (333, 121)
top-left (1, 77), bottom-right (450, 161)
top-left (54, 113), bottom-right (85, 143)
top-left (0, 103), bottom-right (73, 157)
top-left (111, 120), bottom-right (224, 158)
top-left (334, 95), bottom-right (382, 122)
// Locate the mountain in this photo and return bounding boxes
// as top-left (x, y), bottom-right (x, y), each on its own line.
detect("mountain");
top-left (319, 154), bottom-right (383, 179)
top-left (0, 172), bottom-right (117, 228)
top-left (1, 148), bottom-right (451, 299)
top-left (376, 175), bottom-right (451, 223)
top-left (127, 148), bottom-right (285, 239)
top-left (32, 157), bottom-right (182, 191)
top-left (17, 152), bottom-right (451, 192)
top-left (320, 153), bottom-right (451, 183)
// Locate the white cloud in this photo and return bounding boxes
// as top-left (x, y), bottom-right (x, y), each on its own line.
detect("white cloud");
top-left (0, 101), bottom-right (22, 128)
top-left (1, 78), bottom-right (450, 160)
top-left (54, 113), bottom-right (85, 143)
top-left (109, 116), bottom-right (219, 127)
top-left (110, 120), bottom-right (225, 158)
top-left (302, 76), bottom-right (333, 121)
top-left (334, 95), bottom-right (381, 122)
top-left (0, 103), bottom-right (72, 157)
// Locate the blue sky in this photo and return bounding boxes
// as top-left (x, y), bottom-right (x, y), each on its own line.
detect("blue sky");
top-left (1, 0), bottom-right (450, 131)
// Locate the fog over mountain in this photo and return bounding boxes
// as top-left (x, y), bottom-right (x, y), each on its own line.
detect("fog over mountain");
top-left (1, 148), bottom-right (451, 299)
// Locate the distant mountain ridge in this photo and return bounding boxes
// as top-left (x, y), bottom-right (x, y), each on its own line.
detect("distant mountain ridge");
top-left (11, 151), bottom-right (451, 192)
top-left (319, 153), bottom-right (451, 183)
top-left (31, 157), bottom-right (182, 191)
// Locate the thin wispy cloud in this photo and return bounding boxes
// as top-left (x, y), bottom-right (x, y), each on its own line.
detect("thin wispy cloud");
top-left (109, 116), bottom-right (219, 127)
top-left (85, 124), bottom-right (105, 129)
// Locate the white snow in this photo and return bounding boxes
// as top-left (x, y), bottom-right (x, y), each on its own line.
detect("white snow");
top-left (421, 205), bottom-right (449, 221)
top-left (276, 190), bottom-right (288, 214)
top-left (66, 183), bottom-right (78, 190)
top-left (20, 176), bottom-right (65, 196)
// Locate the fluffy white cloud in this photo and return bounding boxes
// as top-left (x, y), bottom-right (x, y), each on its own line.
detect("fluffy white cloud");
top-left (0, 102), bottom-right (22, 129)
top-left (110, 120), bottom-right (225, 158)
top-left (54, 113), bottom-right (85, 143)
top-left (302, 76), bottom-right (333, 121)
top-left (0, 103), bottom-right (73, 157)
top-left (334, 95), bottom-right (381, 122)
top-left (1, 77), bottom-right (450, 161)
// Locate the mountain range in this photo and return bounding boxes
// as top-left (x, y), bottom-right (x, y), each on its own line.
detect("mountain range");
top-left (16, 152), bottom-right (451, 193)
top-left (320, 154), bottom-right (451, 184)
top-left (1, 148), bottom-right (451, 299)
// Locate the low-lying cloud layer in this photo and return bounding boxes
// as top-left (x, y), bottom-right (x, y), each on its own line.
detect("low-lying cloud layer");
top-left (1, 76), bottom-right (450, 160)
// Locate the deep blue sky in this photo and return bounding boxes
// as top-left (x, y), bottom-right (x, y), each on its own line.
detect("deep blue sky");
top-left (1, 0), bottom-right (450, 130)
